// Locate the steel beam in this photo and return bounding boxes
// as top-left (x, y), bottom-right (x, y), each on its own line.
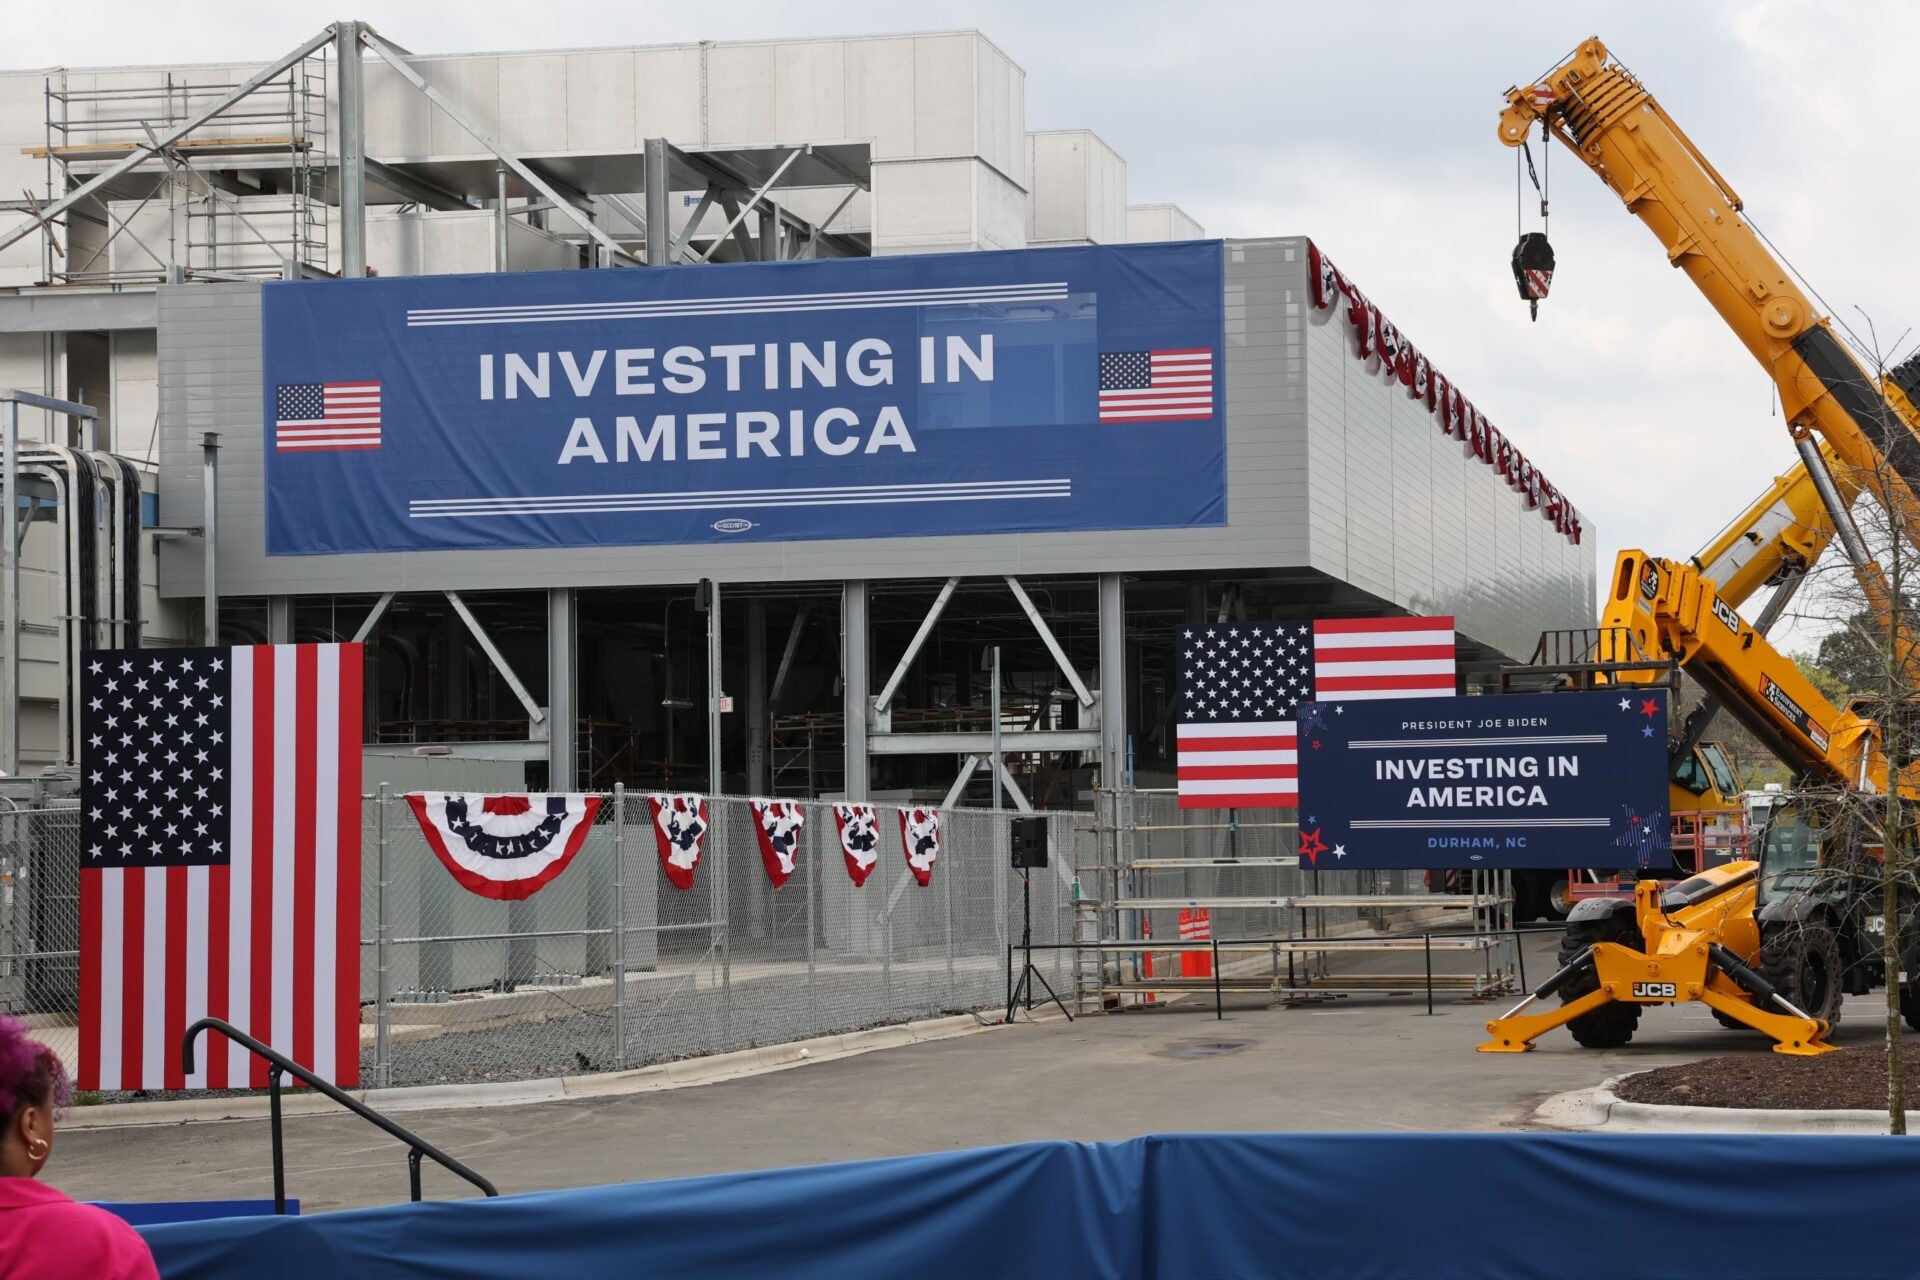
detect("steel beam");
top-left (768, 603), bottom-right (809, 714)
top-left (1098, 573), bottom-right (1126, 788)
top-left (0, 25), bottom-right (338, 256)
top-left (446, 590), bottom-right (545, 727)
top-left (644, 138), bottom-right (672, 266)
top-left (364, 158), bottom-right (469, 212)
top-left (697, 148), bottom-right (805, 264)
top-left (671, 186), bottom-right (718, 261)
top-left (842, 581), bottom-right (870, 801)
top-left (1006, 576), bottom-right (1093, 707)
top-left (874, 576), bottom-right (959, 714)
top-left (200, 433), bottom-right (218, 645)
top-left (706, 580), bottom-right (723, 794)
top-left (350, 591), bottom-right (396, 644)
top-left (0, 290), bottom-right (155, 334)
top-left (362, 32), bottom-right (626, 264)
top-left (940, 755), bottom-right (983, 811)
top-left (267, 596), bottom-right (292, 644)
top-left (2, 401), bottom-right (15, 775)
top-left (336, 21), bottom-right (366, 277)
top-left (994, 759), bottom-right (1034, 813)
top-left (746, 597), bottom-right (768, 793)
top-left (547, 588), bottom-right (575, 788)
top-left (869, 729), bottom-right (1101, 756)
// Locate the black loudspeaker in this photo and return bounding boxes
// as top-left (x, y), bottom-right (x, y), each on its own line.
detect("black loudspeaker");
top-left (1010, 816), bottom-right (1049, 869)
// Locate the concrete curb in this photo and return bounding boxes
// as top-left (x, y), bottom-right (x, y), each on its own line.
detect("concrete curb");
top-left (61, 1009), bottom-right (1012, 1130)
top-left (1532, 1074), bottom-right (1898, 1134)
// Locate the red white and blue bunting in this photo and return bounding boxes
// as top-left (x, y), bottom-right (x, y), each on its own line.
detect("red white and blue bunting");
top-left (408, 793), bottom-right (601, 901)
top-left (646, 793), bottom-right (709, 891)
top-left (898, 807), bottom-right (942, 887)
top-left (832, 803), bottom-right (882, 886)
top-left (1306, 240), bottom-right (1581, 546)
top-left (750, 799), bottom-right (806, 889)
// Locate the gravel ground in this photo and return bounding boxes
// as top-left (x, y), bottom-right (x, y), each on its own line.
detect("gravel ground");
top-left (1614, 1035), bottom-right (1920, 1110)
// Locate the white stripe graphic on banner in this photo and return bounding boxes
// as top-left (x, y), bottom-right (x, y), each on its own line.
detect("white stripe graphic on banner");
top-left (227, 646), bottom-right (253, 1087)
top-left (405, 281), bottom-right (1071, 327)
top-left (97, 870), bottom-right (122, 1093)
top-left (184, 865), bottom-right (209, 1090)
top-left (271, 644), bottom-right (296, 1059)
top-left (142, 866), bottom-right (165, 1090)
top-left (312, 645), bottom-right (339, 1082)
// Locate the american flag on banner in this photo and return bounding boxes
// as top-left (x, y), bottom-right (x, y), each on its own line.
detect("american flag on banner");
top-left (1097, 349), bottom-right (1215, 422)
top-left (77, 644), bottom-right (363, 1091)
top-left (274, 381), bottom-right (382, 452)
top-left (1175, 617), bottom-right (1455, 809)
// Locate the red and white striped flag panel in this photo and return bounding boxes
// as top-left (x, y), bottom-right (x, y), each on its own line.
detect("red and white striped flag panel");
top-left (1173, 617), bottom-right (1455, 810)
top-left (1311, 616), bottom-right (1456, 700)
top-left (78, 642), bottom-right (363, 1091)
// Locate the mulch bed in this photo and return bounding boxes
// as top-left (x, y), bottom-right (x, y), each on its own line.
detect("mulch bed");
top-left (1615, 1044), bottom-right (1920, 1111)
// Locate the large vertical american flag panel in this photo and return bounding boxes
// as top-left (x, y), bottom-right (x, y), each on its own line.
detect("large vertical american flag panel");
top-left (1175, 618), bottom-right (1455, 809)
top-left (77, 643), bottom-right (363, 1091)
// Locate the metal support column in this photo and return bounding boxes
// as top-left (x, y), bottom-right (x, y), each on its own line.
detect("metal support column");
top-left (1097, 573), bottom-right (1126, 791)
top-left (705, 580), bottom-right (723, 794)
top-left (644, 139), bottom-right (671, 266)
top-left (746, 597), bottom-right (768, 793)
top-left (758, 204), bottom-right (778, 263)
top-left (494, 163), bottom-right (509, 272)
top-left (267, 596), bottom-right (292, 644)
top-left (842, 580), bottom-right (870, 802)
top-left (201, 433), bottom-right (219, 645)
top-left (990, 646), bottom-right (1003, 813)
top-left (374, 783), bottom-right (392, 1088)
top-left (612, 781), bottom-right (626, 1069)
top-left (1, 401), bottom-right (15, 776)
top-left (547, 587), bottom-right (575, 789)
top-left (336, 20), bottom-right (366, 279)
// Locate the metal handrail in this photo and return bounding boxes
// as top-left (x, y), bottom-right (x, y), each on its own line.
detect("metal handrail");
top-left (182, 1017), bottom-right (498, 1212)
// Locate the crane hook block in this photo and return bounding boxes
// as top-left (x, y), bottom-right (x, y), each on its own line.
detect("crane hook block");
top-left (1511, 231), bottom-right (1555, 322)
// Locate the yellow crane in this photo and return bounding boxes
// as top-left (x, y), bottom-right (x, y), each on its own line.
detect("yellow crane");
top-left (1480, 38), bottom-right (1920, 1054)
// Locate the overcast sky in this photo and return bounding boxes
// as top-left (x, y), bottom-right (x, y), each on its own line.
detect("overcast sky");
top-left (7, 0), bottom-right (1911, 642)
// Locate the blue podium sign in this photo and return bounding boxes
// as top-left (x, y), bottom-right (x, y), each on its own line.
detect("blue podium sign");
top-left (1294, 689), bottom-right (1670, 870)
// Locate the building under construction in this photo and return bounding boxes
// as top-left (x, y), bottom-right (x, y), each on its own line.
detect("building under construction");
top-left (0, 22), bottom-right (1595, 808)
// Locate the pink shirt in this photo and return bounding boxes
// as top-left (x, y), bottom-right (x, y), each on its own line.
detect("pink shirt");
top-left (0, 1177), bottom-right (159, 1280)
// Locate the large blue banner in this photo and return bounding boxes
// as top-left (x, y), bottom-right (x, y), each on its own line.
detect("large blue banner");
top-left (1294, 689), bottom-right (1670, 870)
top-left (261, 242), bottom-right (1227, 555)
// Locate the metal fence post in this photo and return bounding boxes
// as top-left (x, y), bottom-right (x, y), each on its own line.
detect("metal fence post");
top-left (719, 794), bottom-right (732, 1046)
top-left (612, 782), bottom-right (626, 1070)
top-left (375, 784), bottom-right (392, 1089)
top-left (943, 824), bottom-right (955, 1007)
top-left (806, 816), bottom-right (817, 1032)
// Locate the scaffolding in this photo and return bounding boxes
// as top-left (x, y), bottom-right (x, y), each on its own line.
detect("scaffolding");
top-left (34, 56), bottom-right (329, 284)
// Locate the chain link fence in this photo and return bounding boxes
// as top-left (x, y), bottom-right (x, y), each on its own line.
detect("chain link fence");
top-left (0, 796), bottom-right (1077, 1091)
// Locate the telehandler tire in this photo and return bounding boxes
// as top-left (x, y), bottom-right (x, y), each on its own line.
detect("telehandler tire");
top-left (1759, 921), bottom-right (1843, 1032)
top-left (1556, 911), bottom-right (1641, 1049)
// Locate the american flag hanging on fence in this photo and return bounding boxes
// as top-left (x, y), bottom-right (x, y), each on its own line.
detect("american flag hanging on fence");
top-left (76, 643), bottom-right (363, 1091)
top-left (1174, 617), bottom-right (1455, 809)
top-left (274, 381), bottom-right (382, 452)
top-left (1097, 349), bottom-right (1215, 422)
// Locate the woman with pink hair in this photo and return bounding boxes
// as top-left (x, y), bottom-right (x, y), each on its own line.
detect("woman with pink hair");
top-left (0, 1015), bottom-right (156, 1278)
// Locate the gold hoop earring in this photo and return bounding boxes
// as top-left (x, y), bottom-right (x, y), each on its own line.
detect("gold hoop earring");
top-left (24, 1139), bottom-right (47, 1160)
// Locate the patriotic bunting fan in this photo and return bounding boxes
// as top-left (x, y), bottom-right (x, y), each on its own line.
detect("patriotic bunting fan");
top-left (832, 803), bottom-right (882, 886)
top-left (750, 799), bottom-right (806, 889)
top-left (409, 793), bottom-right (600, 900)
top-left (899, 807), bottom-right (942, 887)
top-left (646, 793), bottom-right (709, 890)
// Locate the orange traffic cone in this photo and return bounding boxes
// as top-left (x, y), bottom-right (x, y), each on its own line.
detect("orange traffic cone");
top-left (1180, 909), bottom-right (1214, 978)
top-left (1141, 915), bottom-right (1156, 1003)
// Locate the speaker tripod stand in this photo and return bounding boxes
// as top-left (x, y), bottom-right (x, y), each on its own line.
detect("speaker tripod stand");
top-left (1003, 868), bottom-right (1073, 1024)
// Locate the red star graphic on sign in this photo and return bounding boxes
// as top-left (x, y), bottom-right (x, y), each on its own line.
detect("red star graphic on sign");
top-left (1640, 698), bottom-right (1659, 719)
top-left (1299, 827), bottom-right (1327, 866)
top-left (1311, 739), bottom-right (1322, 750)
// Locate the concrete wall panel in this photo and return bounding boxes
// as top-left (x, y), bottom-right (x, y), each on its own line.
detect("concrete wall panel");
top-left (912, 35), bottom-right (975, 158)
top-left (705, 43), bottom-right (776, 146)
top-left (633, 46), bottom-right (705, 144)
top-left (564, 51), bottom-right (637, 154)
top-left (773, 41), bottom-right (847, 143)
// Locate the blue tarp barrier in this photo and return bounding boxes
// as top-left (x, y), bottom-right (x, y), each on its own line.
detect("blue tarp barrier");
top-left (99, 1200), bottom-right (296, 1227)
top-left (142, 1131), bottom-right (1920, 1279)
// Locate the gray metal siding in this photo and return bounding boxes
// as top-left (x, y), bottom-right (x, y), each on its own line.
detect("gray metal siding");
top-left (156, 238), bottom-right (1593, 660)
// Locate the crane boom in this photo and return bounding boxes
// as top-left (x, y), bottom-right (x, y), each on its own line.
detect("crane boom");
top-left (1500, 39), bottom-right (1920, 557)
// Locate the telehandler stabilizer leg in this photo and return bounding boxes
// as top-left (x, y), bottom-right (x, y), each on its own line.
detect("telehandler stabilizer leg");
top-left (1476, 985), bottom-right (1613, 1053)
top-left (1695, 986), bottom-right (1834, 1056)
